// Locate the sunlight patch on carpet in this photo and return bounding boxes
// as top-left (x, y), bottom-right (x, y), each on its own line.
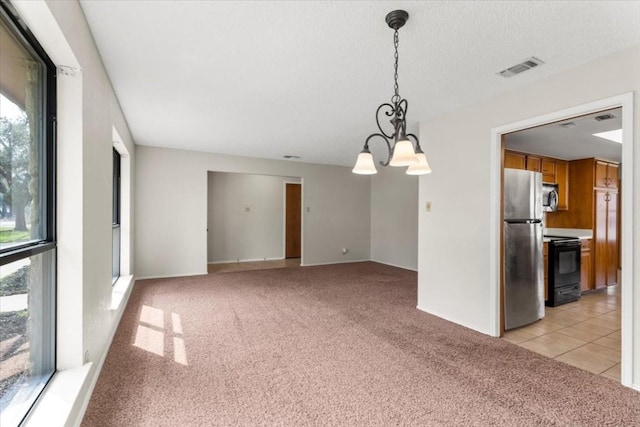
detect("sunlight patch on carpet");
top-left (133, 325), bottom-right (164, 356)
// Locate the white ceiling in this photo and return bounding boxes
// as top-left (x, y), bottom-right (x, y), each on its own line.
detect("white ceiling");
top-left (505, 107), bottom-right (623, 162)
top-left (78, 1), bottom-right (640, 167)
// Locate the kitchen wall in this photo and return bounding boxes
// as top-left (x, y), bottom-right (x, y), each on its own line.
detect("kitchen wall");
top-left (207, 172), bottom-right (300, 263)
top-left (12, 0), bottom-right (137, 424)
top-left (136, 146), bottom-right (371, 278)
top-left (418, 44), bottom-right (640, 389)
top-left (370, 166), bottom-right (418, 270)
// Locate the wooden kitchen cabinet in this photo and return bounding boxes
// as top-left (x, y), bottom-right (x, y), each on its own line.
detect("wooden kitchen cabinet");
top-left (580, 239), bottom-right (592, 292)
top-left (526, 155), bottom-right (541, 172)
top-left (595, 160), bottom-right (619, 189)
top-left (541, 158), bottom-right (556, 183)
top-left (549, 158), bottom-right (619, 289)
top-left (594, 189), bottom-right (618, 289)
top-left (504, 151), bottom-right (526, 169)
top-left (555, 160), bottom-right (569, 210)
top-left (504, 150), bottom-right (569, 211)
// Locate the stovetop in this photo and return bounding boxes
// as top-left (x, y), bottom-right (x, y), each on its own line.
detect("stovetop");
top-left (544, 235), bottom-right (581, 242)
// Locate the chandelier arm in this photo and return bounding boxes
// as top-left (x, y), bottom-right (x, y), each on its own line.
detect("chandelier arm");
top-left (365, 133), bottom-right (393, 167)
top-left (406, 133), bottom-right (421, 150)
top-left (398, 99), bottom-right (408, 119)
top-left (375, 103), bottom-right (397, 139)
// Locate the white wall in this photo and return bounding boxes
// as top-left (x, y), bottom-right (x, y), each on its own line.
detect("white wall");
top-left (12, 0), bottom-right (136, 424)
top-left (370, 166), bottom-right (418, 270)
top-left (208, 172), bottom-right (300, 263)
top-left (136, 146), bottom-right (370, 278)
top-left (418, 45), bottom-right (640, 388)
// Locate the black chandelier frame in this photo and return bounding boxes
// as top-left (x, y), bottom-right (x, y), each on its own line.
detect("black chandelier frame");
top-left (360, 9), bottom-right (425, 167)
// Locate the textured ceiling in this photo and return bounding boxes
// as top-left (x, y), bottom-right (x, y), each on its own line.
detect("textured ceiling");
top-left (78, 1), bottom-right (640, 166)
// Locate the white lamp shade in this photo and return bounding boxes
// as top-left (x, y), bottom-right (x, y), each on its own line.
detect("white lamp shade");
top-left (406, 152), bottom-right (432, 175)
top-left (389, 139), bottom-right (417, 166)
top-left (352, 151), bottom-right (377, 175)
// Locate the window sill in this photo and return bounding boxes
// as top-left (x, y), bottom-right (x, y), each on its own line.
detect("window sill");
top-left (110, 275), bottom-right (134, 311)
top-left (23, 363), bottom-right (92, 427)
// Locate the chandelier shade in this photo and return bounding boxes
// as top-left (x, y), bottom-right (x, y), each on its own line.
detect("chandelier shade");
top-left (389, 138), bottom-right (418, 166)
top-left (352, 148), bottom-right (378, 174)
top-left (352, 10), bottom-right (432, 176)
top-left (406, 149), bottom-right (432, 175)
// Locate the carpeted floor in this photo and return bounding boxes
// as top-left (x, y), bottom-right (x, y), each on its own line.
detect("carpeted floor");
top-left (82, 262), bottom-right (640, 426)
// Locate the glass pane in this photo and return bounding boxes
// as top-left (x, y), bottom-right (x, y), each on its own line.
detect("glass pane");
top-left (0, 17), bottom-right (46, 250)
top-left (0, 249), bottom-right (55, 426)
top-left (112, 225), bottom-right (120, 283)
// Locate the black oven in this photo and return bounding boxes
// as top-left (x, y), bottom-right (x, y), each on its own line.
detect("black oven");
top-left (546, 237), bottom-right (581, 307)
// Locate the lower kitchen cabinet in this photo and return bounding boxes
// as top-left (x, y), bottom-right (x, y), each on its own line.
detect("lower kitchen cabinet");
top-left (580, 239), bottom-right (592, 292)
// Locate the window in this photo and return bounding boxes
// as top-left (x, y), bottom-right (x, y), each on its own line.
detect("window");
top-left (112, 148), bottom-right (120, 283)
top-left (0, 3), bottom-right (56, 426)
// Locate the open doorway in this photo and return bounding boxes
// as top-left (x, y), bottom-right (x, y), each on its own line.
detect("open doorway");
top-left (207, 172), bottom-right (302, 273)
top-left (489, 93), bottom-right (635, 388)
top-left (285, 182), bottom-right (302, 259)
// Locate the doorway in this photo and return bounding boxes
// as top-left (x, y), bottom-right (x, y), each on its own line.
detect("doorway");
top-left (285, 183), bottom-right (301, 259)
top-left (207, 172), bottom-right (302, 273)
top-left (489, 93), bottom-right (635, 388)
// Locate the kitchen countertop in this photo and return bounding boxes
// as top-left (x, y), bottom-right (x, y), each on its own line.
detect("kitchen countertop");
top-left (544, 227), bottom-right (593, 241)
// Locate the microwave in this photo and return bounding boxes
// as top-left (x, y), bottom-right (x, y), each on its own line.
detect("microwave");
top-left (542, 182), bottom-right (559, 212)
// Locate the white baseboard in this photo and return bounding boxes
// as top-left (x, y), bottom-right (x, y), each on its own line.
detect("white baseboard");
top-left (136, 271), bottom-right (206, 280)
top-left (301, 259), bottom-right (370, 267)
top-left (69, 277), bottom-right (136, 426)
top-left (370, 259), bottom-right (418, 272)
top-left (416, 305), bottom-right (492, 336)
top-left (208, 257), bottom-right (284, 264)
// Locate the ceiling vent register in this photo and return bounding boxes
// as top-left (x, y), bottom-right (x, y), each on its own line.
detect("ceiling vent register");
top-left (594, 113), bottom-right (616, 121)
top-left (497, 57), bottom-right (544, 78)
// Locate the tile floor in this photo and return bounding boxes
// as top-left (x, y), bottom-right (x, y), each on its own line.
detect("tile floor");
top-left (504, 286), bottom-right (621, 381)
top-left (208, 258), bottom-right (301, 274)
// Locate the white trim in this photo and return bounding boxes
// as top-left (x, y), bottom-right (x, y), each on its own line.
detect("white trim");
top-left (136, 271), bottom-right (206, 280)
top-left (22, 364), bottom-right (92, 427)
top-left (208, 257), bottom-right (285, 265)
top-left (72, 277), bottom-right (135, 426)
top-left (301, 259), bottom-right (370, 267)
top-left (489, 92), bottom-right (635, 388)
top-left (370, 259), bottom-right (418, 272)
top-left (417, 305), bottom-right (490, 335)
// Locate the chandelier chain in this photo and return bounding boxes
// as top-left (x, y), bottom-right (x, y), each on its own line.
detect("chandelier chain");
top-left (393, 29), bottom-right (400, 104)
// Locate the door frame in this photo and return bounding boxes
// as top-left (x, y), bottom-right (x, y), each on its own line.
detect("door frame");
top-left (489, 92), bottom-right (635, 388)
top-left (282, 180), bottom-right (303, 261)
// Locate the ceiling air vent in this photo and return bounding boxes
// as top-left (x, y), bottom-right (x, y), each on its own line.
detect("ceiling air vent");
top-left (559, 122), bottom-right (576, 129)
top-left (497, 57), bottom-right (544, 78)
top-left (283, 155), bottom-right (300, 159)
top-left (594, 113), bottom-right (616, 121)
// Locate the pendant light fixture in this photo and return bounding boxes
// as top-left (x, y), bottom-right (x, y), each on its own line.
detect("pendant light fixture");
top-left (352, 10), bottom-right (432, 176)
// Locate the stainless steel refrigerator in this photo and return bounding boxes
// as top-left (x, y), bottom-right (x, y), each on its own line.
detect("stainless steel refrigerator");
top-left (504, 168), bottom-right (544, 330)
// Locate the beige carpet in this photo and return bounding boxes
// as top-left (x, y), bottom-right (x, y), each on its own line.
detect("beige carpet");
top-left (82, 262), bottom-right (640, 426)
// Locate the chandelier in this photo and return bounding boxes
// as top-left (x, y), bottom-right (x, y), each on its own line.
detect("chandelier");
top-left (352, 10), bottom-right (432, 176)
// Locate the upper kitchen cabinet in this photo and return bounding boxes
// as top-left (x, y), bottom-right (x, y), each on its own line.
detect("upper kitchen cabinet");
top-left (504, 151), bottom-right (526, 169)
top-left (526, 155), bottom-right (541, 172)
top-left (555, 160), bottom-right (569, 210)
top-left (541, 158), bottom-right (556, 183)
top-left (595, 160), bottom-right (619, 189)
top-left (504, 150), bottom-right (568, 210)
